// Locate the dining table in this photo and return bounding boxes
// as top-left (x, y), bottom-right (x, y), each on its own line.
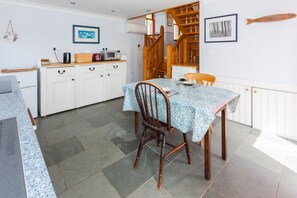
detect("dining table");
top-left (122, 78), bottom-right (240, 180)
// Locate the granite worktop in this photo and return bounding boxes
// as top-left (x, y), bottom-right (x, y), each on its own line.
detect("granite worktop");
top-left (0, 75), bottom-right (56, 198)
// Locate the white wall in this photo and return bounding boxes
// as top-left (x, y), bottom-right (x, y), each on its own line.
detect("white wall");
top-left (200, 0), bottom-right (297, 85)
top-left (155, 12), bottom-right (175, 56)
top-left (0, 2), bottom-right (143, 83)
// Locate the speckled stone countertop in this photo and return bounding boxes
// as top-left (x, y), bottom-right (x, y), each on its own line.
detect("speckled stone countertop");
top-left (0, 76), bottom-right (56, 198)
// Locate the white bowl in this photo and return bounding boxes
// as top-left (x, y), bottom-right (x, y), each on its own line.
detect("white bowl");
top-left (183, 81), bottom-right (194, 86)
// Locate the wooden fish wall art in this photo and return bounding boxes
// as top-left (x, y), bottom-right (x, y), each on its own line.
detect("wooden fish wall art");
top-left (246, 13), bottom-right (296, 25)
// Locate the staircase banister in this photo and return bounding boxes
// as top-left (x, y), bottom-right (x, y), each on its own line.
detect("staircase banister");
top-left (147, 26), bottom-right (164, 51)
top-left (173, 34), bottom-right (186, 50)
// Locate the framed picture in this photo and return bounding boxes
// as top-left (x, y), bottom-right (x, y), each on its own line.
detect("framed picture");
top-left (73, 25), bottom-right (100, 44)
top-left (204, 14), bottom-right (238, 43)
top-left (167, 14), bottom-right (173, 27)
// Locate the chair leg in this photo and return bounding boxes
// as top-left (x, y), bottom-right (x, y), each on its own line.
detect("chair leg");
top-left (183, 133), bottom-right (192, 165)
top-left (134, 128), bottom-right (147, 169)
top-left (157, 133), bottom-right (160, 147)
top-left (158, 134), bottom-right (166, 191)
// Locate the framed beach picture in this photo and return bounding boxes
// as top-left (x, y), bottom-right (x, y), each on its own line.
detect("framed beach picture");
top-left (73, 25), bottom-right (100, 44)
top-left (204, 14), bottom-right (238, 43)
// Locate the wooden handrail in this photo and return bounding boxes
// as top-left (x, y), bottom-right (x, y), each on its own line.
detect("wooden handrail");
top-left (143, 26), bottom-right (165, 80)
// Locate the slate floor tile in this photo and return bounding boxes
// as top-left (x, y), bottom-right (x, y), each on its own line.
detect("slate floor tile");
top-left (35, 130), bottom-right (48, 148)
top-left (154, 152), bottom-right (220, 198)
top-left (277, 167), bottom-right (297, 198)
top-left (58, 172), bottom-right (119, 198)
top-left (146, 135), bottom-right (184, 162)
top-left (86, 112), bottom-right (127, 129)
top-left (59, 109), bottom-right (101, 125)
top-left (235, 133), bottom-right (287, 174)
top-left (115, 116), bottom-right (136, 132)
top-left (202, 187), bottom-right (224, 198)
top-left (212, 155), bottom-right (280, 198)
top-left (36, 115), bottom-right (65, 133)
top-left (77, 122), bottom-right (128, 150)
top-left (102, 146), bottom-right (169, 198)
top-left (43, 137), bottom-right (85, 165)
top-left (46, 120), bottom-right (94, 145)
top-left (111, 132), bottom-right (142, 155)
top-left (59, 141), bottom-right (125, 188)
top-left (48, 165), bottom-right (67, 195)
top-left (128, 178), bottom-right (172, 198)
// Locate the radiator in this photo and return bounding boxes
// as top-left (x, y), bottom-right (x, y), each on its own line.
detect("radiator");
top-left (253, 88), bottom-right (297, 141)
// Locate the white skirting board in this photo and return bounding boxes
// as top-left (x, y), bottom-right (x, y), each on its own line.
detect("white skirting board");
top-left (214, 78), bottom-right (297, 141)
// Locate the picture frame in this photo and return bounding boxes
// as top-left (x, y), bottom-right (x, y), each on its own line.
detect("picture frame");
top-left (204, 14), bottom-right (238, 43)
top-left (167, 14), bottom-right (173, 27)
top-left (73, 25), bottom-right (100, 44)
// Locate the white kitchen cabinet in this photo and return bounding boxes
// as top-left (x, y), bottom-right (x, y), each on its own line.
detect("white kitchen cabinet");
top-left (171, 65), bottom-right (197, 80)
top-left (76, 65), bottom-right (105, 108)
top-left (0, 69), bottom-right (38, 118)
top-left (214, 81), bottom-right (252, 126)
top-left (253, 88), bottom-right (297, 140)
top-left (46, 67), bottom-right (76, 115)
top-left (105, 63), bottom-right (126, 100)
top-left (39, 61), bottom-right (127, 116)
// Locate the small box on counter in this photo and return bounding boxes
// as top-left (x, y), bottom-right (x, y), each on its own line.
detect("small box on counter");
top-left (74, 53), bottom-right (92, 63)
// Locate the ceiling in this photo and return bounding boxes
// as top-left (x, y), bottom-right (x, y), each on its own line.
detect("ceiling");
top-left (8, 0), bottom-right (198, 19)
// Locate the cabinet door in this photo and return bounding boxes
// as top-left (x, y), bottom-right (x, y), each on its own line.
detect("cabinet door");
top-left (214, 82), bottom-right (252, 126)
top-left (46, 73), bottom-right (76, 115)
top-left (105, 63), bottom-right (126, 100)
top-left (253, 88), bottom-right (297, 140)
top-left (76, 72), bottom-right (105, 108)
top-left (105, 70), bottom-right (123, 100)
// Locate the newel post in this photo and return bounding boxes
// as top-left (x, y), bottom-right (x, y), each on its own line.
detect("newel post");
top-left (143, 45), bottom-right (148, 80)
top-left (166, 44), bottom-right (173, 79)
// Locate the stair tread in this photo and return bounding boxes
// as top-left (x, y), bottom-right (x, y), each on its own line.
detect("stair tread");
top-left (184, 32), bottom-right (199, 35)
top-left (175, 11), bottom-right (198, 17)
top-left (180, 22), bottom-right (199, 27)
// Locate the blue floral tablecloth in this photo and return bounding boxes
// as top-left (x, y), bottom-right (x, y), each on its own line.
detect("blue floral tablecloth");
top-left (123, 78), bottom-right (240, 142)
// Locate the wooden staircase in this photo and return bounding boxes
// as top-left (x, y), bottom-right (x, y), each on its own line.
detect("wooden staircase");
top-left (166, 2), bottom-right (199, 78)
top-left (143, 26), bottom-right (165, 80)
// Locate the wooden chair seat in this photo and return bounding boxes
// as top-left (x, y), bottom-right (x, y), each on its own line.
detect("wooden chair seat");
top-left (134, 82), bottom-right (191, 190)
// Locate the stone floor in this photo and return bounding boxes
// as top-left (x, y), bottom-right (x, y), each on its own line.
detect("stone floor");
top-left (35, 98), bottom-right (297, 198)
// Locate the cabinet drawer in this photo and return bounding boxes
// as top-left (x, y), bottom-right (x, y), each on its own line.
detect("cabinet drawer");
top-left (0, 70), bottom-right (37, 88)
top-left (78, 65), bottom-right (104, 74)
top-left (47, 67), bottom-right (76, 77)
top-left (105, 63), bottom-right (125, 71)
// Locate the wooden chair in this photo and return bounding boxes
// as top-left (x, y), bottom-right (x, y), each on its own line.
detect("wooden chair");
top-left (184, 73), bottom-right (216, 144)
top-left (134, 82), bottom-right (191, 190)
top-left (184, 73), bottom-right (216, 86)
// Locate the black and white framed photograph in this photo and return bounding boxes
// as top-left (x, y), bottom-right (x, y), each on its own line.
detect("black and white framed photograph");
top-left (204, 14), bottom-right (238, 43)
top-left (73, 25), bottom-right (100, 44)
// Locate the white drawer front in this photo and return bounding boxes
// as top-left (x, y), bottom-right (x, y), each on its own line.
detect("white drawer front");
top-left (105, 62), bottom-right (125, 71)
top-left (78, 65), bottom-right (104, 74)
top-left (1, 70), bottom-right (37, 88)
top-left (47, 67), bottom-right (76, 77)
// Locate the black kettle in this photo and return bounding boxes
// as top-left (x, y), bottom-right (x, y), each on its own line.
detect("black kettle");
top-left (63, 52), bottom-right (71, 64)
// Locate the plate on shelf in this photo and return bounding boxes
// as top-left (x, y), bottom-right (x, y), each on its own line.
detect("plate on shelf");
top-left (183, 81), bottom-right (194, 86)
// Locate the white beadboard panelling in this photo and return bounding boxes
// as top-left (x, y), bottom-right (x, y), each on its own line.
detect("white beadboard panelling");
top-left (253, 88), bottom-right (297, 141)
top-left (215, 82), bottom-right (252, 126)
